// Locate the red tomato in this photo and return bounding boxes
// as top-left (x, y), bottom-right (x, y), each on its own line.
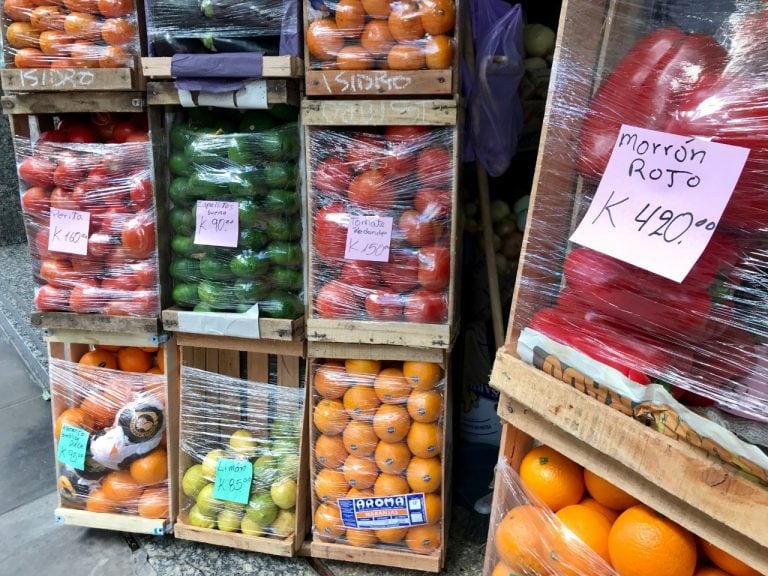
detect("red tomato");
top-left (128, 178), bottom-right (152, 209)
top-left (417, 147), bottom-right (451, 187)
top-left (98, 206), bottom-right (130, 234)
top-left (124, 131), bottom-right (149, 143)
top-left (52, 153), bottom-right (86, 188)
top-left (380, 142), bottom-right (416, 176)
top-left (348, 170), bottom-right (395, 209)
top-left (39, 258), bottom-right (75, 288)
top-left (20, 186), bottom-right (50, 216)
top-left (97, 0), bottom-right (133, 18)
top-left (380, 249), bottom-right (418, 292)
top-left (315, 280), bottom-right (359, 318)
top-left (34, 227), bottom-right (68, 261)
top-left (65, 124), bottom-right (99, 143)
top-left (314, 157), bottom-right (353, 195)
top-left (85, 165), bottom-right (110, 190)
top-left (385, 125), bottom-right (431, 143)
top-left (404, 289), bottom-right (447, 323)
top-left (110, 120), bottom-right (135, 143)
top-left (69, 283), bottom-right (104, 313)
top-left (103, 289), bottom-right (157, 316)
top-left (417, 245), bottom-right (450, 290)
top-left (365, 290), bottom-right (404, 320)
top-left (34, 284), bottom-right (70, 311)
top-left (347, 134), bottom-right (383, 171)
top-left (105, 245), bottom-right (136, 265)
top-left (50, 186), bottom-right (79, 211)
top-left (57, 116), bottom-right (89, 131)
top-left (340, 260), bottom-right (381, 289)
top-left (88, 232), bottom-right (118, 258)
top-left (71, 182), bottom-right (91, 209)
top-left (414, 187), bottom-right (451, 220)
top-left (90, 112), bottom-right (119, 140)
top-left (70, 256), bottom-right (103, 276)
top-left (121, 215), bottom-right (155, 259)
top-left (314, 203), bottom-right (349, 262)
top-left (128, 260), bottom-right (157, 288)
top-left (19, 157), bottom-right (56, 187)
top-left (101, 274), bottom-right (138, 291)
top-left (398, 209), bottom-right (437, 247)
top-left (37, 129), bottom-right (68, 144)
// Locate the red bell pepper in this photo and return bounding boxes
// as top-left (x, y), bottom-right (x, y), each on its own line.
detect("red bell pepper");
top-left (576, 27), bottom-right (727, 179)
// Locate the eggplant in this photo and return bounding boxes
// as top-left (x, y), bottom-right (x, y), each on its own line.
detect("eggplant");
top-left (199, 0), bottom-right (282, 27)
top-left (151, 33), bottom-right (207, 56)
top-left (201, 34), bottom-right (280, 54)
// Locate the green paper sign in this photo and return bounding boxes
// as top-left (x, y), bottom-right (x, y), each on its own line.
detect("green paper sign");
top-left (213, 458), bottom-right (253, 505)
top-left (57, 424), bottom-right (89, 470)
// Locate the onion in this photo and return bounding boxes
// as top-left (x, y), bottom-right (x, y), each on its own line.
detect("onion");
top-left (490, 199), bottom-right (511, 223)
top-left (502, 232), bottom-right (524, 259)
top-left (525, 56), bottom-right (548, 71)
top-left (494, 217), bottom-right (517, 238)
top-left (524, 24), bottom-right (556, 58)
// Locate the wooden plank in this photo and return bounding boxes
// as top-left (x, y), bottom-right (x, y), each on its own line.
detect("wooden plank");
top-left (491, 350), bottom-right (768, 572)
top-left (309, 541), bottom-right (442, 573)
top-left (277, 355), bottom-right (301, 388)
top-left (306, 319), bottom-right (454, 350)
top-left (55, 507), bottom-right (169, 535)
top-left (141, 56), bottom-right (304, 79)
top-left (163, 336), bottom-right (180, 526)
top-left (247, 352), bottom-right (270, 383)
top-left (175, 333), bottom-right (305, 358)
top-left (162, 308), bottom-right (304, 342)
top-left (173, 522), bottom-right (294, 555)
top-left (31, 311), bottom-right (160, 334)
top-left (1, 67), bottom-right (135, 92)
top-left (302, 99), bottom-right (458, 126)
top-left (307, 341), bottom-right (444, 364)
top-left (43, 330), bottom-right (162, 347)
top-left (146, 80), bottom-right (299, 107)
top-left (305, 70), bottom-right (453, 98)
top-left (2, 92), bottom-right (145, 114)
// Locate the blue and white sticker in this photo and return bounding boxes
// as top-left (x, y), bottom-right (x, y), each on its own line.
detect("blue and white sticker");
top-left (338, 493), bottom-right (427, 530)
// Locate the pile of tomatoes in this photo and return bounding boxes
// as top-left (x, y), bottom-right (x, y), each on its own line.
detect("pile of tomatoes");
top-left (307, 0), bottom-right (456, 71)
top-left (3, 0), bottom-right (137, 68)
top-left (311, 125), bottom-right (452, 325)
top-left (18, 113), bottom-right (159, 316)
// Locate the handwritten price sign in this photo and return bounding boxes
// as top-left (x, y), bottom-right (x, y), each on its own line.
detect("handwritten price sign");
top-left (48, 208), bottom-right (90, 256)
top-left (194, 200), bottom-right (239, 248)
top-left (345, 215), bottom-right (393, 262)
top-left (57, 424), bottom-right (89, 470)
top-left (213, 458), bottom-right (253, 504)
top-left (570, 125), bottom-right (750, 282)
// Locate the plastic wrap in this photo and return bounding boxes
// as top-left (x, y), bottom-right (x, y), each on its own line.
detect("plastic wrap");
top-left (510, 0), bottom-right (768, 478)
top-left (167, 106), bottom-right (304, 319)
top-left (310, 358), bottom-right (445, 554)
top-left (309, 125), bottom-right (453, 324)
top-left (306, 0), bottom-right (456, 72)
top-left (179, 366), bottom-right (304, 538)
top-left (16, 114), bottom-right (159, 317)
top-left (2, 0), bottom-right (140, 68)
top-left (50, 350), bottom-right (169, 518)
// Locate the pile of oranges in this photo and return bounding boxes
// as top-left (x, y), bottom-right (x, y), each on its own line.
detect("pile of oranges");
top-left (311, 358), bottom-right (444, 554)
top-left (307, 0), bottom-right (456, 71)
top-left (52, 344), bottom-right (169, 519)
top-left (490, 445), bottom-right (761, 576)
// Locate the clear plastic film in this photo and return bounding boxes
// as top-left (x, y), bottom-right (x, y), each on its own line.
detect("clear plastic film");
top-left (310, 359), bottom-right (445, 554)
top-left (306, 0), bottom-right (457, 72)
top-left (510, 0), bottom-right (768, 479)
top-left (50, 350), bottom-right (169, 518)
top-left (16, 114), bottom-right (159, 317)
top-left (309, 125), bottom-right (453, 324)
top-left (179, 366), bottom-right (304, 538)
top-left (167, 106), bottom-right (304, 319)
top-left (2, 0), bottom-right (140, 69)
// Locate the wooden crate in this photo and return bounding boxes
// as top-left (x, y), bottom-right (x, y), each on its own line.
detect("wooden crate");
top-left (304, 99), bottom-right (461, 349)
top-left (48, 334), bottom-right (179, 535)
top-left (306, 342), bottom-right (452, 573)
top-left (173, 333), bottom-right (309, 556)
top-left (162, 308), bottom-right (304, 342)
top-left (490, 350), bottom-right (768, 574)
top-left (0, 64), bottom-right (140, 93)
top-left (303, 2), bottom-right (461, 97)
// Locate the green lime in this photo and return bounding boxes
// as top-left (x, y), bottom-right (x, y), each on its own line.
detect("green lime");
top-left (257, 126), bottom-right (299, 161)
top-left (260, 292), bottom-right (303, 319)
top-left (170, 257), bottom-right (201, 281)
top-left (230, 249), bottom-right (270, 278)
top-left (229, 170), bottom-right (268, 199)
top-left (169, 152), bottom-right (192, 177)
top-left (266, 242), bottom-right (302, 268)
top-left (227, 136), bottom-right (255, 165)
top-left (266, 216), bottom-right (301, 242)
top-left (239, 198), bottom-right (267, 228)
top-left (272, 267), bottom-right (303, 292)
top-left (237, 228), bottom-right (268, 251)
top-left (199, 255), bottom-right (234, 281)
top-left (234, 279), bottom-right (272, 303)
top-left (169, 177), bottom-right (193, 207)
top-left (264, 163), bottom-right (297, 189)
top-left (264, 189), bottom-right (299, 214)
top-left (193, 302), bottom-right (215, 312)
top-left (172, 283), bottom-right (200, 308)
top-left (171, 235), bottom-right (198, 257)
top-left (169, 206), bottom-right (195, 235)
top-left (239, 110), bottom-right (278, 133)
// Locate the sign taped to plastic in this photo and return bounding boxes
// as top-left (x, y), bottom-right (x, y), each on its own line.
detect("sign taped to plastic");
top-left (338, 493), bottom-right (428, 530)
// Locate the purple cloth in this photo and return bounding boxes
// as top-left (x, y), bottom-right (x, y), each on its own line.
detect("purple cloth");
top-left (280, 0), bottom-right (301, 56)
top-left (175, 77), bottom-right (248, 92)
top-left (171, 53), bottom-right (264, 78)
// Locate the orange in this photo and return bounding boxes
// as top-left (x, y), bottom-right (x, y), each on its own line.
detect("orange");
top-left (346, 487), bottom-right (374, 498)
top-left (54, 407), bottom-right (94, 439)
top-left (388, 1), bottom-right (424, 42)
top-left (155, 350), bottom-right (164, 372)
top-left (316, 434), bottom-right (349, 469)
top-left (78, 349), bottom-right (117, 369)
top-left (608, 504), bottom-right (697, 576)
top-left (373, 404), bottom-right (411, 442)
top-left (373, 473), bottom-right (410, 497)
top-left (342, 420), bottom-right (378, 457)
top-left (419, 0), bottom-right (455, 35)
top-left (579, 497), bottom-right (619, 525)
top-left (315, 502), bottom-right (345, 540)
top-left (555, 504), bottom-right (612, 564)
top-left (80, 390), bottom-right (122, 428)
top-left (584, 469), bottom-right (639, 511)
top-left (95, 345), bottom-right (121, 352)
top-left (343, 385), bottom-right (381, 421)
top-left (374, 368), bottom-right (410, 404)
top-left (519, 445), bottom-right (584, 512)
top-left (315, 469), bottom-right (348, 503)
top-left (102, 470), bottom-right (143, 503)
top-left (491, 562), bottom-right (517, 576)
top-left (405, 524), bottom-right (440, 553)
top-left (374, 440), bottom-right (411, 475)
top-left (335, 0), bottom-right (365, 38)
top-left (314, 360), bottom-right (349, 400)
top-left (387, 43), bottom-right (425, 71)
top-left (146, 367), bottom-right (163, 375)
top-left (85, 488), bottom-right (118, 513)
top-left (343, 455), bottom-right (378, 490)
top-left (140, 346), bottom-right (159, 353)
top-left (361, 0), bottom-right (390, 18)
top-left (116, 347), bottom-right (152, 373)
top-left (314, 398), bottom-right (349, 435)
top-left (346, 528), bottom-right (378, 547)
top-left (307, 18), bottom-right (344, 61)
top-left (494, 504), bottom-right (553, 574)
top-left (138, 485), bottom-right (168, 519)
top-left (129, 447), bottom-right (168, 485)
top-left (701, 540), bottom-right (761, 576)
top-left (402, 361), bottom-right (442, 390)
top-left (424, 492), bottom-right (441, 525)
top-left (406, 389), bottom-right (442, 423)
top-left (376, 526), bottom-right (408, 544)
top-left (406, 421), bottom-right (441, 458)
top-left (336, 45), bottom-right (374, 70)
top-left (360, 20), bottom-right (394, 57)
top-left (425, 34), bottom-right (453, 69)
top-left (345, 359), bottom-right (381, 377)
top-left (694, 570), bottom-right (732, 576)
top-left (406, 457), bottom-right (441, 493)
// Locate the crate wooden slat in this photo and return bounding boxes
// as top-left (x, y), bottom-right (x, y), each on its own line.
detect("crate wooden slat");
top-left (162, 307), bottom-right (304, 342)
top-left (54, 508), bottom-right (170, 535)
top-left (146, 80), bottom-right (300, 107)
top-left (0, 67), bottom-right (138, 93)
top-left (301, 99), bottom-right (459, 127)
top-left (490, 348), bottom-right (768, 574)
top-left (2, 92), bottom-right (145, 115)
top-left (141, 56), bottom-right (304, 80)
top-left (33, 312), bottom-right (161, 335)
